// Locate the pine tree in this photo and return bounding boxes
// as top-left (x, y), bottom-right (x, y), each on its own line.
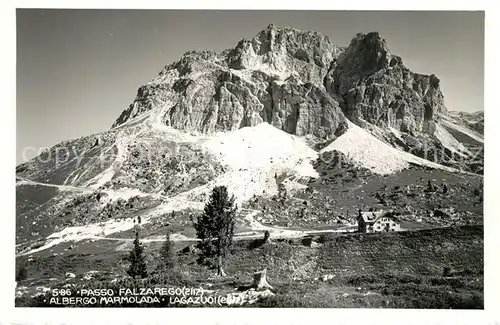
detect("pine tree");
top-left (157, 230), bottom-right (175, 272)
top-left (194, 185), bottom-right (237, 276)
top-left (127, 231), bottom-right (148, 279)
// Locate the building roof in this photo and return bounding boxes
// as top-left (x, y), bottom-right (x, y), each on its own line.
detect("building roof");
top-left (358, 210), bottom-right (399, 224)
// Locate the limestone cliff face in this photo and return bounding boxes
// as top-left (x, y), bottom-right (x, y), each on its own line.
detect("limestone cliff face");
top-left (227, 24), bottom-right (344, 84)
top-left (327, 32), bottom-right (446, 136)
top-left (112, 27), bottom-right (446, 140)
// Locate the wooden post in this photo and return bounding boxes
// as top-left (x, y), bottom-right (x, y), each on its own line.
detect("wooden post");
top-left (252, 268), bottom-right (273, 290)
top-left (217, 255), bottom-right (226, 277)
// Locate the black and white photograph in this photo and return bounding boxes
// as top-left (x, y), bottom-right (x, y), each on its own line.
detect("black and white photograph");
top-left (12, 8), bottom-right (488, 310)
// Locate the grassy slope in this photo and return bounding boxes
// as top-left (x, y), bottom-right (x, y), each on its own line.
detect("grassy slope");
top-left (245, 163), bottom-right (483, 229)
top-left (16, 225), bottom-right (483, 308)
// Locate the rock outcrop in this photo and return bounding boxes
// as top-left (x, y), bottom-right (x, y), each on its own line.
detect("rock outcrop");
top-left (327, 32), bottom-right (446, 136)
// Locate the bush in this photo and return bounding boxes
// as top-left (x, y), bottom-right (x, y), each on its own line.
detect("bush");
top-left (16, 265), bottom-right (28, 282)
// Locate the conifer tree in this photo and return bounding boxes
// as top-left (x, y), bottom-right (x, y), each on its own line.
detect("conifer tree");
top-left (194, 185), bottom-right (236, 276)
top-left (127, 230), bottom-right (148, 279)
top-left (158, 230), bottom-right (175, 272)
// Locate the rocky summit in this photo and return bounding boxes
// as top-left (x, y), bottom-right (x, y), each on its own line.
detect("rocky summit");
top-left (15, 24), bottom-right (484, 308)
top-left (328, 32), bottom-right (446, 135)
top-left (113, 25), bottom-right (346, 140)
top-left (113, 27), bottom-right (447, 143)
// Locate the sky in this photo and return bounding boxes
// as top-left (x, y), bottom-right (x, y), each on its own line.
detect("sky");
top-left (16, 10), bottom-right (484, 164)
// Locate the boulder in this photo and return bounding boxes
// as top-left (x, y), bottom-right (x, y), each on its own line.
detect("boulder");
top-left (65, 272), bottom-right (76, 279)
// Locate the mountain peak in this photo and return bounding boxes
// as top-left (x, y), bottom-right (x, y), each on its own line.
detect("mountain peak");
top-left (337, 31), bottom-right (403, 74)
top-left (226, 24), bottom-right (342, 72)
top-left (253, 23), bottom-right (333, 47)
top-left (113, 26), bottom-right (447, 145)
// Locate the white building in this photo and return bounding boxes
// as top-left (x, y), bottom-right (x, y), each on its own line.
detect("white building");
top-left (357, 210), bottom-right (401, 233)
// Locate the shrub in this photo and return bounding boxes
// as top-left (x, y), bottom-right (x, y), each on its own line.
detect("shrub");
top-left (16, 265), bottom-right (28, 282)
